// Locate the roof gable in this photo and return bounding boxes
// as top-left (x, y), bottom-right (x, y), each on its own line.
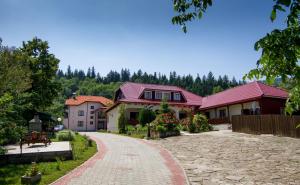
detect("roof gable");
top-left (65, 96), bottom-right (113, 106)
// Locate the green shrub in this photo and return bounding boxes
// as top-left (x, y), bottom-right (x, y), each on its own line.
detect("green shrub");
top-left (138, 108), bottom-right (156, 126)
top-left (191, 114), bottom-right (213, 133)
top-left (0, 146), bottom-right (6, 155)
top-left (156, 125), bottom-right (167, 132)
top-left (25, 162), bottom-right (39, 177)
top-left (57, 130), bottom-right (75, 141)
top-left (118, 104), bottom-right (127, 134)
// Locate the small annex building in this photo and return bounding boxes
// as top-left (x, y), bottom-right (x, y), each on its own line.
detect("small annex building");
top-left (64, 96), bottom-right (112, 131)
top-left (200, 81), bottom-right (288, 124)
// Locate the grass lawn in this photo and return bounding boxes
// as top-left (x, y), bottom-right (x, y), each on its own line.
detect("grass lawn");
top-left (0, 132), bottom-right (97, 185)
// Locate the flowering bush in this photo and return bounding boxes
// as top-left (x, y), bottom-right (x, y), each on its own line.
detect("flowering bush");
top-left (151, 112), bottom-right (180, 133)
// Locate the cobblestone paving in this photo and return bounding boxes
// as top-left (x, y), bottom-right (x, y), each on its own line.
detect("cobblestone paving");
top-left (153, 130), bottom-right (300, 185)
top-left (54, 132), bottom-right (187, 185)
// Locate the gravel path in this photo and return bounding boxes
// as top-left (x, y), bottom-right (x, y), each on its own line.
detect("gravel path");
top-left (52, 132), bottom-right (187, 185)
top-left (154, 130), bottom-right (300, 185)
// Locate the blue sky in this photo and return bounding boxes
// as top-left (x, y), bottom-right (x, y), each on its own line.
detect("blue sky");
top-left (0, 0), bottom-right (287, 80)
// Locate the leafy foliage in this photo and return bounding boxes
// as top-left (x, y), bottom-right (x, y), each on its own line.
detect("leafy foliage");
top-left (56, 130), bottom-right (75, 141)
top-left (118, 104), bottom-right (127, 134)
top-left (151, 101), bottom-right (180, 134)
top-left (24, 162), bottom-right (39, 177)
top-left (21, 37), bottom-right (61, 113)
top-left (138, 107), bottom-right (156, 126)
top-left (191, 114), bottom-right (213, 133)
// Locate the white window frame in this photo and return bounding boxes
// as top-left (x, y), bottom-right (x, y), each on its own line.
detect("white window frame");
top-left (144, 91), bottom-right (152, 99)
top-left (78, 110), bottom-right (84, 116)
top-left (155, 91), bottom-right (162, 99)
top-left (77, 121), bottom-right (84, 127)
top-left (174, 92), bottom-right (181, 101)
top-left (163, 92), bottom-right (171, 100)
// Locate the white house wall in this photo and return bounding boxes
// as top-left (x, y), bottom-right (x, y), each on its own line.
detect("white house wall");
top-left (203, 101), bottom-right (260, 120)
top-left (106, 103), bottom-right (193, 132)
top-left (63, 102), bottom-right (104, 131)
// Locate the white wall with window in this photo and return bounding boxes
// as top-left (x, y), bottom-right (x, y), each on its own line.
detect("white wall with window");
top-left (64, 102), bottom-right (106, 131)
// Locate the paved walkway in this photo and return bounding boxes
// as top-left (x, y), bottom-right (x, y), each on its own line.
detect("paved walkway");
top-left (154, 130), bottom-right (300, 185)
top-left (52, 132), bottom-right (187, 185)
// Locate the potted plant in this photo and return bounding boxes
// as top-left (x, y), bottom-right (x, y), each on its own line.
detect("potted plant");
top-left (21, 162), bottom-right (41, 184)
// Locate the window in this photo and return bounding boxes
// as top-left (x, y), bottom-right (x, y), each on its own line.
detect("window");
top-left (77, 121), bottom-right (84, 127)
top-left (130, 112), bottom-right (139, 120)
top-left (144, 91), bottom-right (152, 99)
top-left (78, 110), bottom-right (84, 116)
top-left (90, 116), bottom-right (94, 119)
top-left (163, 92), bottom-right (171, 100)
top-left (205, 112), bottom-right (210, 119)
top-left (64, 112), bottom-right (68, 118)
top-left (90, 121), bottom-right (93, 125)
top-left (219, 109), bottom-right (226, 118)
top-left (155, 91), bottom-right (162, 99)
top-left (90, 106), bottom-right (94, 109)
top-left (90, 111), bottom-right (94, 114)
top-left (174, 92), bottom-right (181, 101)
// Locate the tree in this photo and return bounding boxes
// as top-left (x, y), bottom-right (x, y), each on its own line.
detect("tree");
top-left (21, 37), bottom-right (61, 113)
top-left (138, 107), bottom-right (156, 126)
top-left (172, 0), bottom-right (300, 114)
top-left (118, 104), bottom-right (127, 134)
top-left (91, 66), bottom-right (96, 78)
top-left (159, 98), bottom-right (171, 114)
top-left (212, 86), bottom-right (223, 94)
top-left (0, 40), bottom-right (31, 147)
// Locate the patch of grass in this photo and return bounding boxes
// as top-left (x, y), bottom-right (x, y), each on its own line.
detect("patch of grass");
top-left (0, 134), bottom-right (97, 185)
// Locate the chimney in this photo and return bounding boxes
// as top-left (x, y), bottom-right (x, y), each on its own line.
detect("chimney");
top-left (72, 92), bottom-right (77, 100)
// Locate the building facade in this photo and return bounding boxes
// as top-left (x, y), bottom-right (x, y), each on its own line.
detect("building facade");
top-left (106, 82), bottom-right (203, 131)
top-left (200, 81), bottom-right (288, 124)
top-left (64, 96), bottom-right (112, 131)
top-left (64, 81), bottom-right (289, 132)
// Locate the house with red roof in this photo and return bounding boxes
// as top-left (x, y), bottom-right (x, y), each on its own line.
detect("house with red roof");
top-left (64, 96), bottom-right (113, 131)
top-left (63, 81), bottom-right (288, 132)
top-left (106, 81), bottom-right (288, 131)
top-left (106, 82), bottom-right (203, 131)
top-left (200, 81), bottom-right (288, 124)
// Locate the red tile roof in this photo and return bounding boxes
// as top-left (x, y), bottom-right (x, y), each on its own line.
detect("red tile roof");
top-left (200, 81), bottom-right (288, 109)
top-left (65, 96), bottom-right (113, 106)
top-left (117, 82), bottom-right (203, 106)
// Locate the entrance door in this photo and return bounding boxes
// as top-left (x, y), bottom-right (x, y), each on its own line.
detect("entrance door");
top-left (98, 119), bottom-right (106, 130)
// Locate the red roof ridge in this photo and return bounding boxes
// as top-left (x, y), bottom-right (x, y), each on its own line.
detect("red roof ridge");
top-left (253, 81), bottom-right (264, 96)
top-left (65, 95), bottom-right (113, 106)
top-left (122, 81), bottom-right (183, 89)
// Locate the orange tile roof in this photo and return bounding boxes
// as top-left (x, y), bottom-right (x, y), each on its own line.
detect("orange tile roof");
top-left (65, 96), bottom-right (113, 106)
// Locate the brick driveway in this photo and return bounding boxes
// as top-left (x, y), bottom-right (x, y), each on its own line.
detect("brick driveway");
top-left (154, 130), bottom-right (300, 185)
top-left (52, 132), bottom-right (187, 185)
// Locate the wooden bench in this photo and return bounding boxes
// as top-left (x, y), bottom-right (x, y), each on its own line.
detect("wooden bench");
top-left (20, 131), bottom-right (51, 147)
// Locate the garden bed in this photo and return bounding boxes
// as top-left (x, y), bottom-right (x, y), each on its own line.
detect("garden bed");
top-left (0, 132), bottom-right (97, 185)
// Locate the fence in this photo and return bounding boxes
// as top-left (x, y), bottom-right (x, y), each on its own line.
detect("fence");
top-left (232, 115), bottom-right (300, 138)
